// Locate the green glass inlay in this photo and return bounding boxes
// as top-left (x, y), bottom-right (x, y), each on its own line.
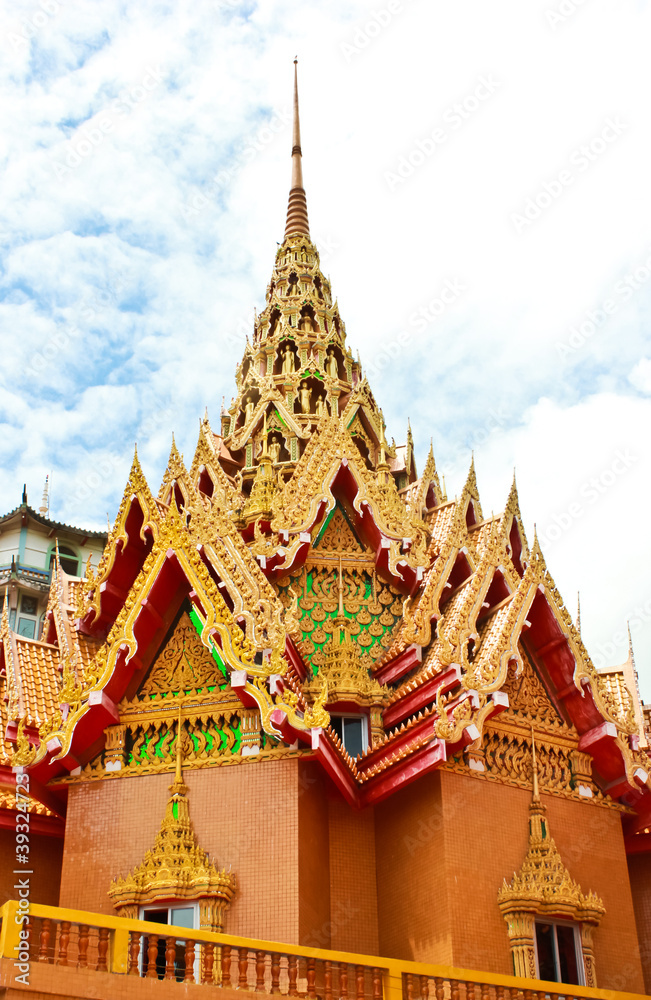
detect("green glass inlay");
top-left (314, 508), bottom-right (336, 546)
top-left (188, 607), bottom-right (229, 687)
top-left (156, 731), bottom-right (171, 759)
top-left (230, 720), bottom-right (242, 754)
top-left (172, 801), bottom-right (178, 820)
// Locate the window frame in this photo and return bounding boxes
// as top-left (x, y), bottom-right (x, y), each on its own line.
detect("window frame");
top-left (16, 591), bottom-right (40, 638)
top-left (534, 919), bottom-right (585, 986)
top-left (329, 713), bottom-right (368, 758)
top-left (47, 543), bottom-right (80, 578)
top-left (139, 902), bottom-right (200, 979)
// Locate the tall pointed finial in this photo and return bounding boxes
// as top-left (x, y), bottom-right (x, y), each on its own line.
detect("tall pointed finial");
top-left (175, 700), bottom-right (184, 787)
top-left (531, 727), bottom-right (540, 804)
top-left (284, 58), bottom-right (310, 240)
top-left (39, 475), bottom-right (49, 516)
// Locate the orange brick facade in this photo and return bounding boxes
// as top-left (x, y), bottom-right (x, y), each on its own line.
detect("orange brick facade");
top-left (0, 828), bottom-right (63, 908)
top-left (628, 853), bottom-right (651, 993)
top-left (6, 753), bottom-right (632, 992)
top-left (376, 768), bottom-right (646, 992)
top-left (59, 758), bottom-right (302, 944)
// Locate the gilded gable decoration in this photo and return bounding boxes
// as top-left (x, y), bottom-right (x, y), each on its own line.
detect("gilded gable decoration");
top-left (142, 612), bottom-right (223, 696)
top-left (497, 737), bottom-right (605, 984)
top-left (108, 708), bottom-right (237, 931)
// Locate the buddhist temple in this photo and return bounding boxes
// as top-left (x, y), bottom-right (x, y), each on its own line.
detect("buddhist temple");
top-left (1, 61), bottom-right (651, 998)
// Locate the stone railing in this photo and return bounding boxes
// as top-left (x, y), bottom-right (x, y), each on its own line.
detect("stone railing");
top-left (0, 901), bottom-right (645, 1000)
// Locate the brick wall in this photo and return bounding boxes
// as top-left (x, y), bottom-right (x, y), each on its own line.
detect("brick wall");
top-left (0, 828), bottom-right (63, 907)
top-left (54, 755), bottom-right (647, 991)
top-left (327, 782), bottom-right (379, 956)
top-left (374, 766), bottom-right (645, 992)
top-left (440, 769), bottom-right (644, 992)
top-left (627, 852), bottom-right (651, 993)
top-left (298, 760), bottom-right (331, 948)
top-left (375, 770), bottom-right (453, 964)
top-left (59, 758), bottom-right (301, 943)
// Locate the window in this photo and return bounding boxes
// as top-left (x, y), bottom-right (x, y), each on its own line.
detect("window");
top-left (329, 715), bottom-right (367, 758)
top-left (535, 922), bottom-right (584, 985)
top-left (17, 593), bottom-right (39, 638)
top-left (140, 904), bottom-right (198, 980)
top-left (49, 545), bottom-right (79, 577)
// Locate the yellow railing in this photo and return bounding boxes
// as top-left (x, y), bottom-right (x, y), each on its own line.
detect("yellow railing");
top-left (0, 901), bottom-right (645, 1000)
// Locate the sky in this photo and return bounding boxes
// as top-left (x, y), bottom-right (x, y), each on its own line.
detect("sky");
top-left (1, 1), bottom-right (651, 693)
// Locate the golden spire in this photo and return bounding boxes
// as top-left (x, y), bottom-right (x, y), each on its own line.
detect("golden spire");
top-left (284, 58), bottom-right (310, 240)
top-left (531, 727), bottom-right (540, 805)
top-left (174, 699), bottom-right (184, 789)
top-left (108, 696), bottom-right (237, 930)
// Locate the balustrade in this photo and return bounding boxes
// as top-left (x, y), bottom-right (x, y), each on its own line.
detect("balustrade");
top-left (407, 980), bottom-right (602, 1000)
top-left (0, 901), bottom-right (641, 1000)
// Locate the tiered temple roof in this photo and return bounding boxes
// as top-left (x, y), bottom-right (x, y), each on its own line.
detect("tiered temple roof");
top-left (1, 62), bottom-right (650, 840)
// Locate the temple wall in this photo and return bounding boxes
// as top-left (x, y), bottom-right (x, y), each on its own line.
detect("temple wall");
top-left (59, 758), bottom-right (302, 943)
top-left (627, 852), bottom-right (651, 993)
top-left (373, 766), bottom-right (645, 991)
top-left (297, 760), bottom-right (331, 948)
top-left (53, 754), bottom-right (647, 992)
top-left (440, 769), bottom-right (645, 992)
top-left (327, 781), bottom-right (379, 956)
top-left (0, 829), bottom-right (63, 907)
top-left (375, 770), bottom-right (453, 965)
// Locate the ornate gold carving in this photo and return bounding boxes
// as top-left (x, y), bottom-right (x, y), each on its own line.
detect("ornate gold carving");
top-left (13, 718), bottom-right (37, 767)
top-left (316, 508), bottom-right (363, 553)
top-left (303, 675), bottom-right (330, 729)
top-left (142, 613), bottom-right (222, 695)
top-left (76, 449), bottom-right (160, 625)
top-left (108, 716), bottom-right (236, 931)
top-left (498, 739), bottom-right (605, 981)
top-left (434, 690), bottom-right (474, 743)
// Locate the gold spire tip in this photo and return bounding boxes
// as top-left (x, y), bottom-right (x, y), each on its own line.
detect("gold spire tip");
top-left (531, 727), bottom-right (540, 803)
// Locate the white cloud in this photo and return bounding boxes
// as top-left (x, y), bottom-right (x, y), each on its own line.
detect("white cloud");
top-left (1, 0), bottom-right (651, 692)
top-left (630, 358), bottom-right (651, 395)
